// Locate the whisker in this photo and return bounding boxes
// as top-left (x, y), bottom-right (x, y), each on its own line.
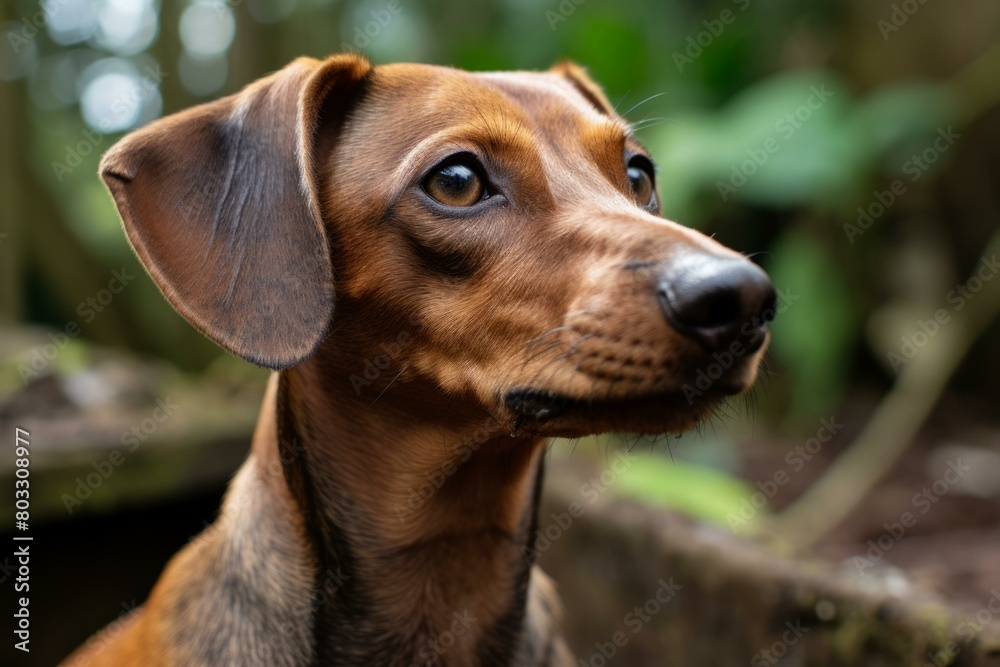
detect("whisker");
top-left (523, 339), bottom-right (570, 365)
top-left (623, 91), bottom-right (668, 118)
top-left (369, 365), bottom-right (409, 407)
top-left (553, 333), bottom-right (595, 363)
top-left (520, 326), bottom-right (578, 369)
top-left (631, 118), bottom-right (668, 133)
top-left (522, 333), bottom-right (594, 391)
top-left (525, 325), bottom-right (577, 350)
top-left (611, 89), bottom-right (633, 115)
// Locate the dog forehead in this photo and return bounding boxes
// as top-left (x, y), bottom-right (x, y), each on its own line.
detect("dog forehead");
top-left (476, 70), bottom-right (613, 121)
top-left (367, 63), bottom-right (617, 130)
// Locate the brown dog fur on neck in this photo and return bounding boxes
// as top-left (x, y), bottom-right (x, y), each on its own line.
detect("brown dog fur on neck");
top-left (63, 53), bottom-right (772, 666)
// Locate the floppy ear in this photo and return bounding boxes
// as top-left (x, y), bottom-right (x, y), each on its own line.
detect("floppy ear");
top-left (99, 54), bottom-right (372, 369)
top-left (549, 61), bottom-right (615, 115)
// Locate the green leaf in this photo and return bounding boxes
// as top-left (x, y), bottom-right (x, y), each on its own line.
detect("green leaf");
top-left (650, 71), bottom-right (866, 215)
top-left (765, 230), bottom-right (856, 420)
top-left (612, 455), bottom-right (760, 526)
top-left (850, 82), bottom-right (955, 170)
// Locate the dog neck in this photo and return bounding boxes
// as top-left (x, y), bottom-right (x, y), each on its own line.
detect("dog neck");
top-left (275, 351), bottom-right (549, 665)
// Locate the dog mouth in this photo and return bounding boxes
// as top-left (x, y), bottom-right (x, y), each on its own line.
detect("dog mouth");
top-left (505, 389), bottom-right (581, 422)
top-left (503, 384), bottom-right (741, 435)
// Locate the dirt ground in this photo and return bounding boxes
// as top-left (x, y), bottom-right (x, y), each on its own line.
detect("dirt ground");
top-left (739, 391), bottom-right (1000, 613)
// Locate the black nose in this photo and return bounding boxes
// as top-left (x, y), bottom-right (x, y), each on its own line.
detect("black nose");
top-left (658, 256), bottom-right (776, 351)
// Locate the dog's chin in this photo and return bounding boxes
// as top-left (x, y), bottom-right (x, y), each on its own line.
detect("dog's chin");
top-left (503, 384), bottom-right (743, 438)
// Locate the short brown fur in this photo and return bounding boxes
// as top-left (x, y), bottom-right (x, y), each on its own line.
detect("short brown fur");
top-left (63, 54), bottom-right (770, 666)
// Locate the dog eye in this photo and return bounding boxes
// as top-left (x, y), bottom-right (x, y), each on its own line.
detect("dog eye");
top-left (424, 158), bottom-right (487, 207)
top-left (627, 157), bottom-right (656, 210)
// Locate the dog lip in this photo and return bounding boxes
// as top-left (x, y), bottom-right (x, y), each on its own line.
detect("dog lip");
top-left (504, 388), bottom-right (575, 421)
top-left (503, 385), bottom-right (736, 423)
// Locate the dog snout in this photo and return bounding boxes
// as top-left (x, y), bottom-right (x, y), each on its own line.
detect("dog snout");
top-left (657, 254), bottom-right (776, 352)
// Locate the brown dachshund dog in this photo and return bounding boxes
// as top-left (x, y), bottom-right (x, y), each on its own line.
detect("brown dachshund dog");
top-left (64, 53), bottom-right (774, 666)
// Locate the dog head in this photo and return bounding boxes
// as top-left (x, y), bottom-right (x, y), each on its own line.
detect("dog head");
top-left (101, 54), bottom-right (774, 438)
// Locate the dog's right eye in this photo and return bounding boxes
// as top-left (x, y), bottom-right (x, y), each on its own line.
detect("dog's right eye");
top-left (423, 158), bottom-right (487, 207)
top-left (627, 156), bottom-right (657, 211)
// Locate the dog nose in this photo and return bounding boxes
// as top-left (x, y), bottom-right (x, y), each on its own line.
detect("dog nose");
top-left (658, 256), bottom-right (776, 351)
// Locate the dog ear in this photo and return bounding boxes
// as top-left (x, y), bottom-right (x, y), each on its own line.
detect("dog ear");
top-left (99, 54), bottom-right (372, 369)
top-left (549, 61), bottom-right (615, 116)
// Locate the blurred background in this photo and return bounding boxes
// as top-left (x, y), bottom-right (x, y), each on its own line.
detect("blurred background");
top-left (1, 0), bottom-right (999, 664)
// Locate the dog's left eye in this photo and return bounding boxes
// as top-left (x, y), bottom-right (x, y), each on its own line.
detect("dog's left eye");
top-left (627, 157), bottom-right (657, 210)
top-left (424, 158), bottom-right (488, 207)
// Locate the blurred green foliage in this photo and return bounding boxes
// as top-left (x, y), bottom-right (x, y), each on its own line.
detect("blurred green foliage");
top-left (615, 454), bottom-right (758, 526)
top-left (2, 0), bottom-right (998, 439)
